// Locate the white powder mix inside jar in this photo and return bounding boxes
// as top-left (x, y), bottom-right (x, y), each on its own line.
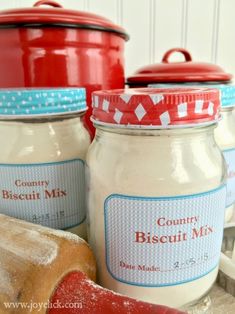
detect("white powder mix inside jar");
top-left (0, 88), bottom-right (90, 239)
top-left (87, 88), bottom-right (226, 309)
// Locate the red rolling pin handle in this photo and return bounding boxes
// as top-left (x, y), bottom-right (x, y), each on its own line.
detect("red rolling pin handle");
top-left (49, 271), bottom-right (185, 314)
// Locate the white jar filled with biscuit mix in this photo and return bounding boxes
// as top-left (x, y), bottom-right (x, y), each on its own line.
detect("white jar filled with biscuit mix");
top-left (150, 83), bottom-right (235, 223)
top-left (87, 88), bottom-right (226, 310)
top-left (214, 85), bottom-right (235, 222)
top-left (0, 88), bottom-right (90, 239)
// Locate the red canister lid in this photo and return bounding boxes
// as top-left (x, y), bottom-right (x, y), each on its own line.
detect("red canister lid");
top-left (0, 0), bottom-right (128, 40)
top-left (127, 48), bottom-right (232, 85)
top-left (92, 87), bottom-right (220, 128)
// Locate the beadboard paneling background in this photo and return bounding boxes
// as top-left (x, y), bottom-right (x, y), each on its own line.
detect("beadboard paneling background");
top-left (1, 0), bottom-right (235, 77)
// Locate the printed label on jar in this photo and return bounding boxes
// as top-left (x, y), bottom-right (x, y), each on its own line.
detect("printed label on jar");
top-left (223, 148), bottom-right (235, 207)
top-left (104, 186), bottom-right (226, 287)
top-left (0, 159), bottom-right (85, 229)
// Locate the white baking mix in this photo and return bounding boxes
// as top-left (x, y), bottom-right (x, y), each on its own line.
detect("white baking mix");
top-left (87, 88), bottom-right (227, 309)
top-left (0, 88), bottom-right (90, 239)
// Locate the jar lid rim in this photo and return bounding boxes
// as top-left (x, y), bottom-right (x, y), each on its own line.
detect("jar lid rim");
top-left (0, 88), bottom-right (87, 117)
top-left (149, 83), bottom-right (235, 108)
top-left (92, 87), bottom-right (221, 128)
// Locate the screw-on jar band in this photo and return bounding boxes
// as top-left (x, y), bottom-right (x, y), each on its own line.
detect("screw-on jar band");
top-left (92, 88), bottom-right (220, 129)
top-left (0, 88), bottom-right (87, 118)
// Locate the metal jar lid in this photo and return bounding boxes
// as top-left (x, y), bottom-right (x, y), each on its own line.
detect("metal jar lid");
top-left (0, 87), bottom-right (87, 118)
top-left (92, 87), bottom-right (220, 129)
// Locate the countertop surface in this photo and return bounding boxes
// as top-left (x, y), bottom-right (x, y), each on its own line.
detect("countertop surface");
top-left (210, 285), bottom-right (235, 313)
top-left (210, 214), bottom-right (235, 313)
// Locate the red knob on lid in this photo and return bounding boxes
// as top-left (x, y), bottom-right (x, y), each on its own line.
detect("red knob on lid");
top-left (162, 48), bottom-right (192, 63)
top-left (33, 0), bottom-right (63, 8)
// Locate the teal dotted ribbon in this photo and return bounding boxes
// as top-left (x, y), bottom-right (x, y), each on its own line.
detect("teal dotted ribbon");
top-left (219, 85), bottom-right (235, 107)
top-left (0, 88), bottom-right (87, 117)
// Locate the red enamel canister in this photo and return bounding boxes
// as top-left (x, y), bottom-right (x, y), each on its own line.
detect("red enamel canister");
top-left (0, 0), bottom-right (129, 136)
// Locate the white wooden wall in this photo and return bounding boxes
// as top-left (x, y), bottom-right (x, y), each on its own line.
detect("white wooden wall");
top-left (1, 0), bottom-right (235, 77)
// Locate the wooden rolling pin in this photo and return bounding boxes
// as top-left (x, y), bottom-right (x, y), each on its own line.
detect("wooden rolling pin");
top-left (0, 215), bottom-right (184, 314)
top-left (0, 214), bottom-right (96, 314)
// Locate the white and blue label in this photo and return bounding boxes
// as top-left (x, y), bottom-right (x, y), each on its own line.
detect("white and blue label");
top-left (223, 148), bottom-right (235, 207)
top-left (0, 159), bottom-right (85, 229)
top-left (104, 186), bottom-right (226, 287)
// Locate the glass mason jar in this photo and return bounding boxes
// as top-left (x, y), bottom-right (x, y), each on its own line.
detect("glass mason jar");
top-left (0, 88), bottom-right (90, 239)
top-left (150, 83), bottom-right (235, 223)
top-left (87, 88), bottom-right (226, 309)
top-left (214, 85), bottom-right (235, 222)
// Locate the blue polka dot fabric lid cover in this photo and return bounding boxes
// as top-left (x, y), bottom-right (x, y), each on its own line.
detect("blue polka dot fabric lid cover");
top-left (0, 88), bottom-right (87, 118)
